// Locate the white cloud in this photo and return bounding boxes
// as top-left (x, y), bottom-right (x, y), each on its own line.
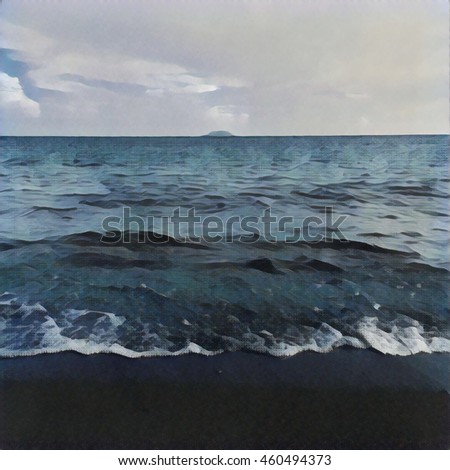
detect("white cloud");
top-left (0, 0), bottom-right (447, 135)
top-left (206, 105), bottom-right (250, 132)
top-left (144, 73), bottom-right (220, 95)
top-left (0, 18), bottom-right (53, 64)
top-left (0, 72), bottom-right (40, 117)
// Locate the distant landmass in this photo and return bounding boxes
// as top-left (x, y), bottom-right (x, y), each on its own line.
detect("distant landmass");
top-left (205, 130), bottom-right (234, 137)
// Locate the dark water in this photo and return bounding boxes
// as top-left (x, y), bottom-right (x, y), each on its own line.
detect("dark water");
top-left (0, 135), bottom-right (448, 357)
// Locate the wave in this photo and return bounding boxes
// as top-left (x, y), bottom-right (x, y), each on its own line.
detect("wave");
top-left (0, 230), bottom-right (211, 250)
top-left (386, 185), bottom-right (448, 199)
top-left (253, 236), bottom-right (419, 256)
top-left (1, 229), bottom-right (421, 255)
top-left (0, 292), bottom-right (449, 359)
top-left (0, 135), bottom-right (448, 360)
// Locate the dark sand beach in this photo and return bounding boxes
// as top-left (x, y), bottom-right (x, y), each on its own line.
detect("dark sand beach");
top-left (1, 349), bottom-right (448, 449)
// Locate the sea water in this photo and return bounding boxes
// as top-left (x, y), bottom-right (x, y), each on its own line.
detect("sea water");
top-left (0, 135), bottom-right (448, 357)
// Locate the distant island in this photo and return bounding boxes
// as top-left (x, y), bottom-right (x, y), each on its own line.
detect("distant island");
top-left (204, 130), bottom-right (234, 137)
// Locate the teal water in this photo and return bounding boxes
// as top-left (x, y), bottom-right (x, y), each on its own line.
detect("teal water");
top-left (0, 135), bottom-right (448, 357)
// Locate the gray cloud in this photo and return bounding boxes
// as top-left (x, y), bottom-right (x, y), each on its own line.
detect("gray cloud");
top-left (0, 0), bottom-right (448, 136)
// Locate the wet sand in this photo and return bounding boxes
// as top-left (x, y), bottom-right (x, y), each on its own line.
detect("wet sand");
top-left (0, 349), bottom-right (448, 449)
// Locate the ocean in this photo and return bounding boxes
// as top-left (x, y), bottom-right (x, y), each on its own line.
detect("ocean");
top-left (0, 135), bottom-right (448, 358)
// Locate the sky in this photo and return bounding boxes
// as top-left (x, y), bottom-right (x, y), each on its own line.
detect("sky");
top-left (0, 0), bottom-right (448, 136)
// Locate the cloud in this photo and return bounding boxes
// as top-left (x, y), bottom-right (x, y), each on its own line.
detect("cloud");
top-left (0, 72), bottom-right (40, 117)
top-left (206, 105), bottom-right (250, 132)
top-left (0, 0), bottom-right (448, 135)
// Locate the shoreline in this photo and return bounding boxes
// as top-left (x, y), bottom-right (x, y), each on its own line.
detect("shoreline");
top-left (1, 348), bottom-right (449, 390)
top-left (1, 349), bottom-right (449, 449)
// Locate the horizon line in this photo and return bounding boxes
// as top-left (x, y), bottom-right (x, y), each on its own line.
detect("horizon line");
top-left (1, 133), bottom-right (449, 138)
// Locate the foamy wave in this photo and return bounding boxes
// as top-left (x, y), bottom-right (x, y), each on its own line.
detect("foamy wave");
top-left (0, 295), bottom-right (448, 358)
top-left (357, 316), bottom-right (450, 355)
